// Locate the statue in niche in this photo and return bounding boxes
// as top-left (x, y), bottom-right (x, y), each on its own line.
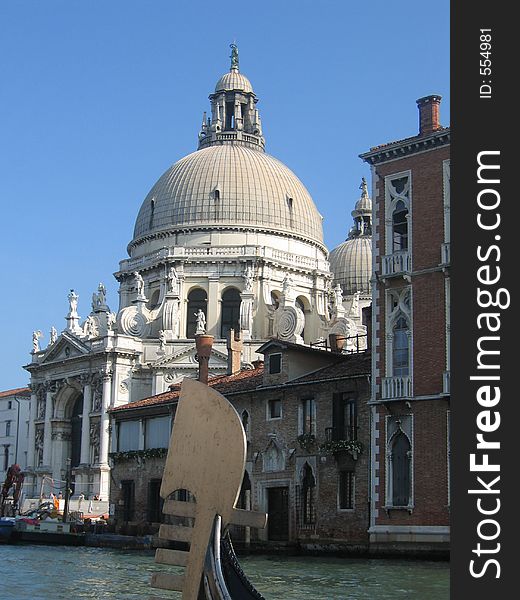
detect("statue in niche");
top-left (243, 265), bottom-right (254, 292)
top-left (159, 330), bottom-right (167, 351)
top-left (134, 271), bottom-right (145, 297)
top-left (49, 326), bottom-right (58, 345)
top-left (35, 427), bottom-right (44, 466)
top-left (90, 422), bottom-right (100, 464)
top-left (167, 266), bottom-right (179, 293)
top-left (32, 330), bottom-right (43, 353)
top-left (68, 289), bottom-right (79, 314)
top-left (37, 389), bottom-right (46, 420)
top-left (195, 309), bottom-right (206, 334)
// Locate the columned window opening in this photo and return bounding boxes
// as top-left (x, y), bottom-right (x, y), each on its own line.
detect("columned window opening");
top-left (221, 287), bottom-right (241, 339)
top-left (186, 288), bottom-right (207, 338)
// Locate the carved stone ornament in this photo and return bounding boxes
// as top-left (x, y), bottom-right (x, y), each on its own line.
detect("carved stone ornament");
top-left (276, 306), bottom-right (304, 341)
top-left (118, 306), bottom-right (150, 337)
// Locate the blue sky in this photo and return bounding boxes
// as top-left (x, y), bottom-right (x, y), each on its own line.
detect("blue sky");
top-left (0, 0), bottom-right (449, 388)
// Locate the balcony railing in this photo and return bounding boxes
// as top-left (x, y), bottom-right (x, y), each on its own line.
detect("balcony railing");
top-left (381, 251), bottom-right (411, 277)
top-left (441, 242), bottom-right (451, 265)
top-left (381, 376), bottom-right (412, 399)
top-left (443, 371), bottom-right (450, 394)
top-left (324, 426), bottom-right (358, 443)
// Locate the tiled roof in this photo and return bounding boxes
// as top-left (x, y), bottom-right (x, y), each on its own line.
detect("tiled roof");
top-left (110, 365), bottom-right (265, 412)
top-left (0, 387), bottom-right (31, 398)
top-left (290, 352), bottom-right (371, 384)
top-left (368, 126), bottom-right (450, 152)
top-left (110, 350), bottom-right (371, 414)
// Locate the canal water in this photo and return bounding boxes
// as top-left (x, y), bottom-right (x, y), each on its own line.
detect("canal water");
top-left (0, 544), bottom-right (449, 599)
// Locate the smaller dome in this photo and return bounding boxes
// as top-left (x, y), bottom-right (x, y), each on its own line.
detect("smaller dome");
top-left (215, 70), bottom-right (254, 94)
top-left (329, 236), bottom-right (372, 296)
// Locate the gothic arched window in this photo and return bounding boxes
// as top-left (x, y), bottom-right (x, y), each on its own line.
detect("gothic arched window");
top-left (392, 200), bottom-right (409, 252)
top-left (393, 316), bottom-right (410, 377)
top-left (391, 430), bottom-right (412, 506)
top-left (221, 287), bottom-right (241, 339)
top-left (186, 288), bottom-right (207, 338)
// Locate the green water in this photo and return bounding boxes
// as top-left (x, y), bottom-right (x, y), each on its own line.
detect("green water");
top-left (0, 544), bottom-right (449, 599)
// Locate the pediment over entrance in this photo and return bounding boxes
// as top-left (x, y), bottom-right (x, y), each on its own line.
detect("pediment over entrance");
top-left (38, 332), bottom-right (90, 364)
top-left (150, 344), bottom-right (229, 372)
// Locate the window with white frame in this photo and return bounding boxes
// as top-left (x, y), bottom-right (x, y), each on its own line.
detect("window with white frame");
top-left (385, 172), bottom-right (411, 255)
top-left (300, 397), bottom-right (316, 435)
top-left (386, 288), bottom-right (412, 378)
top-left (117, 420), bottom-right (140, 451)
top-left (144, 416), bottom-right (170, 449)
top-left (267, 398), bottom-right (282, 420)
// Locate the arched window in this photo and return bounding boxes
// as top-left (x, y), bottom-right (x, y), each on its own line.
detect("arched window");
top-left (392, 200), bottom-right (409, 251)
top-left (393, 316), bottom-right (410, 377)
top-left (186, 289), bottom-right (207, 338)
top-left (391, 431), bottom-right (411, 506)
top-left (271, 291), bottom-right (280, 310)
top-left (221, 288), bottom-right (241, 339)
top-left (301, 463), bottom-right (316, 525)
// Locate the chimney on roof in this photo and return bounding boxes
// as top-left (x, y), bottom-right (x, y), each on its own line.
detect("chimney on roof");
top-left (328, 333), bottom-right (344, 353)
top-left (416, 95), bottom-right (442, 136)
top-left (195, 334), bottom-right (214, 384)
top-left (227, 329), bottom-right (243, 375)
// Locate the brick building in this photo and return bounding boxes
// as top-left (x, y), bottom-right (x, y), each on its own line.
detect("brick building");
top-left (108, 338), bottom-right (371, 552)
top-left (360, 95), bottom-right (450, 554)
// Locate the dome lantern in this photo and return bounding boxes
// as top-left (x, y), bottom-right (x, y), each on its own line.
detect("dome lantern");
top-left (329, 179), bottom-right (373, 296)
top-left (198, 44), bottom-right (265, 151)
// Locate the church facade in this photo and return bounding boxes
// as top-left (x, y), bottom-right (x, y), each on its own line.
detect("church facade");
top-left (23, 47), bottom-right (370, 500)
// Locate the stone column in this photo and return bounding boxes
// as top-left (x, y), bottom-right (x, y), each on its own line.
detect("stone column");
top-left (240, 291), bottom-right (255, 341)
top-left (80, 380), bottom-right (92, 465)
top-left (42, 382), bottom-right (55, 467)
top-left (207, 277), bottom-right (220, 337)
top-left (27, 385), bottom-right (38, 469)
top-left (98, 374), bottom-right (112, 466)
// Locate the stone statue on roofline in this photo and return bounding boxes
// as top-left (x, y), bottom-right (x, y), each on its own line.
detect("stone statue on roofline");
top-left (32, 330), bottom-right (43, 353)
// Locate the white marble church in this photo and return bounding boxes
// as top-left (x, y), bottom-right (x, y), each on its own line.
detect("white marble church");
top-left (23, 46), bottom-right (372, 500)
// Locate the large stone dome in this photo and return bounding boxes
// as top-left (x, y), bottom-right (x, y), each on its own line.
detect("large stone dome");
top-left (132, 144), bottom-right (324, 248)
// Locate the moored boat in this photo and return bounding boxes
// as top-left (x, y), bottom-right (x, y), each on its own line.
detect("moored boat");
top-left (0, 517), bottom-right (16, 543)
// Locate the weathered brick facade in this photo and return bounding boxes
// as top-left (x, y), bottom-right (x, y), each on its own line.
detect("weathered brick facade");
top-left (108, 342), bottom-right (371, 552)
top-left (360, 96), bottom-right (450, 555)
